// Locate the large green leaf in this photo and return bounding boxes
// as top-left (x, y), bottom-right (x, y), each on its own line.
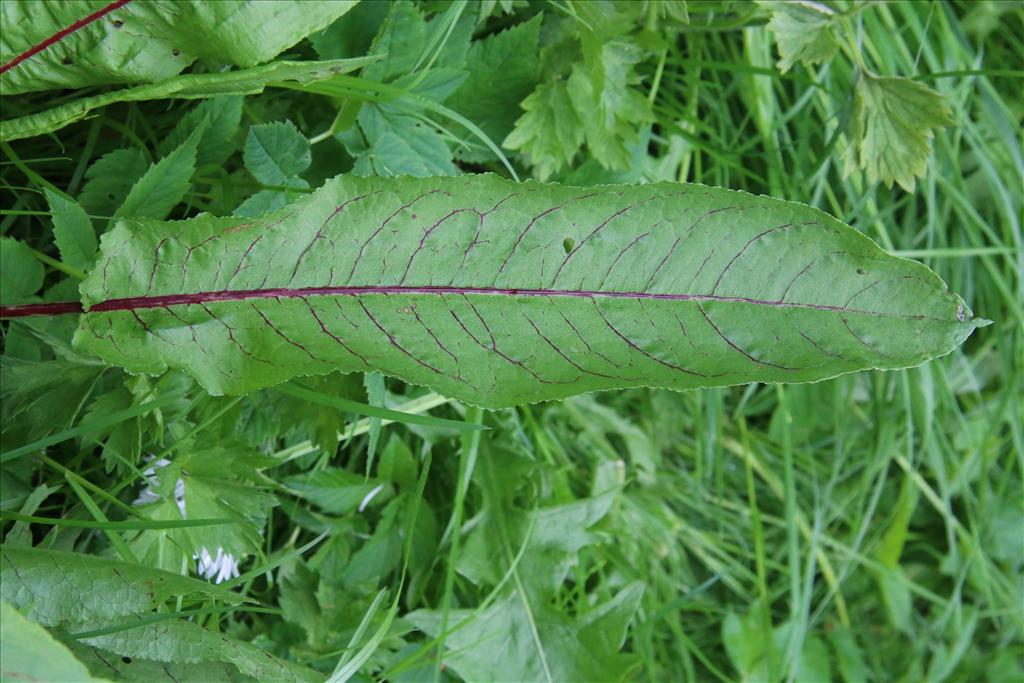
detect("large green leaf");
top-left (0, 0), bottom-right (358, 94)
top-left (79, 617), bottom-right (319, 683)
top-left (29, 174), bottom-right (977, 408)
top-left (0, 599), bottom-right (107, 683)
top-left (57, 174), bottom-right (983, 407)
top-left (1, 57), bottom-right (375, 142)
top-left (409, 583), bottom-right (645, 683)
top-left (0, 546), bottom-right (239, 626)
top-left (69, 640), bottom-right (257, 682)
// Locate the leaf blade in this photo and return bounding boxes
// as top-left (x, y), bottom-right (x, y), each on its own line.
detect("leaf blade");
top-left (0, 0), bottom-right (358, 94)
top-left (71, 174), bottom-right (978, 408)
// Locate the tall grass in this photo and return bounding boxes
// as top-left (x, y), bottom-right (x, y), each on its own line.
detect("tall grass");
top-left (1, 2), bottom-right (1020, 681)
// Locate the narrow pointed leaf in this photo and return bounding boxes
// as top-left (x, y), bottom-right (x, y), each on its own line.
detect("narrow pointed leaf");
top-left (0, 0), bottom-right (357, 94)
top-left (55, 174), bottom-right (979, 409)
top-left (1, 57), bottom-right (377, 142)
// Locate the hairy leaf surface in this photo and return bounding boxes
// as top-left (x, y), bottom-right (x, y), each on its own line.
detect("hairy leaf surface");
top-left (0, 0), bottom-right (357, 94)
top-left (58, 174), bottom-right (979, 408)
top-left (0, 599), bottom-right (104, 683)
top-left (0, 546), bottom-right (239, 626)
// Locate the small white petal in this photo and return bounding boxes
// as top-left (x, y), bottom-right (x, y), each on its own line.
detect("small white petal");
top-left (358, 484), bottom-right (385, 512)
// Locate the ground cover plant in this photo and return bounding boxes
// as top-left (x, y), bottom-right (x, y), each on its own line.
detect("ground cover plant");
top-left (0, 1), bottom-right (1020, 681)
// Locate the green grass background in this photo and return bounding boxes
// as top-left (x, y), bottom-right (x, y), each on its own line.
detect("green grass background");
top-left (1, 1), bottom-right (1021, 682)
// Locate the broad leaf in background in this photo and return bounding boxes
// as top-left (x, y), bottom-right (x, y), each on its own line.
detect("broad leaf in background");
top-left (0, 236), bottom-right (43, 304)
top-left (568, 40), bottom-right (653, 171)
top-left (0, 546), bottom-right (239, 626)
top-left (310, 0), bottom-right (390, 61)
top-left (235, 121), bottom-right (312, 217)
top-left (759, 0), bottom-right (840, 72)
top-left (244, 121), bottom-right (311, 186)
top-left (503, 80), bottom-right (584, 180)
top-left (446, 14), bottom-right (541, 163)
top-left (80, 617), bottom-right (320, 683)
top-left (131, 446), bottom-right (277, 561)
top-left (158, 96), bottom-right (245, 168)
top-left (722, 604), bottom-right (833, 682)
top-left (78, 148), bottom-right (149, 218)
top-left (842, 73), bottom-right (955, 192)
top-left (1, 57), bottom-right (377, 142)
top-left (504, 7), bottom-right (652, 179)
top-left (45, 189), bottom-right (97, 272)
top-left (283, 468), bottom-right (388, 516)
top-left (0, 0), bottom-right (357, 94)
top-left (64, 174), bottom-right (979, 408)
top-left (0, 599), bottom-right (106, 683)
top-left (411, 583), bottom-right (645, 683)
top-left (69, 640), bottom-right (258, 683)
top-left (340, 1), bottom-right (472, 177)
top-left (411, 445), bottom-right (644, 682)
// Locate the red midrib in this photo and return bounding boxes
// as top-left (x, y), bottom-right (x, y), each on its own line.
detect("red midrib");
top-left (0, 284), bottom-right (933, 321)
top-left (0, 0), bottom-right (134, 76)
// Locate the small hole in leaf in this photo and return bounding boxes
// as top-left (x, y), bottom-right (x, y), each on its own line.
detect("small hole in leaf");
top-left (410, 213), bottom-right (417, 219)
top-left (111, 18), bottom-right (124, 28)
top-left (61, 56), bottom-right (72, 65)
top-left (857, 268), bottom-right (867, 275)
top-left (563, 237), bottom-right (575, 253)
top-left (172, 49), bottom-right (181, 57)
top-left (121, 656), bottom-right (132, 664)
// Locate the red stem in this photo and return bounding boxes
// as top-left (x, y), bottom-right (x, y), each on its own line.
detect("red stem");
top-left (0, 285), bottom-right (938, 321)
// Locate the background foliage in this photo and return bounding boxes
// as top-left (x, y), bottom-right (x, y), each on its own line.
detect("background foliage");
top-left (1, 1), bottom-right (1021, 682)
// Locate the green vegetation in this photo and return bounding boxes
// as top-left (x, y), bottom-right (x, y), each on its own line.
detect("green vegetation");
top-left (1, 1), bottom-right (1021, 682)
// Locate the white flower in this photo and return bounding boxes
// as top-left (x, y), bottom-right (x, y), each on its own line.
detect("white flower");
top-left (133, 456), bottom-right (240, 584)
top-left (195, 546), bottom-right (241, 584)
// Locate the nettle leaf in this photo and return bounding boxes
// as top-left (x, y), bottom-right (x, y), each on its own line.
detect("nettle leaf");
top-left (243, 121), bottom-right (311, 186)
top-left (78, 148), bottom-right (149, 218)
top-left (45, 189), bottom-right (97, 272)
top-left (0, 0), bottom-right (358, 94)
top-left (159, 96), bottom-right (245, 168)
top-left (59, 174), bottom-right (980, 409)
top-left (447, 15), bottom-right (542, 163)
top-left (0, 237), bottom-right (44, 305)
top-left (236, 121), bottom-right (311, 217)
top-left (1, 57), bottom-right (376, 143)
top-left (350, 105), bottom-right (457, 177)
top-left (843, 73), bottom-right (955, 192)
top-left (759, 0), bottom-right (840, 72)
top-left (0, 546), bottom-right (238, 626)
top-left (115, 123), bottom-right (204, 220)
top-left (342, 1), bottom-right (472, 177)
